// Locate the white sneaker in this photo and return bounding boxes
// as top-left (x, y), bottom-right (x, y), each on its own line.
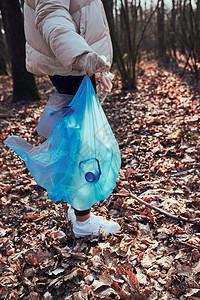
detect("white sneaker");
top-left (72, 214), bottom-right (120, 238)
top-left (67, 205), bottom-right (76, 222)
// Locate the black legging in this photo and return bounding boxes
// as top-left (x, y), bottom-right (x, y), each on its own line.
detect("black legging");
top-left (49, 74), bottom-right (96, 95)
top-left (49, 74), bottom-right (96, 216)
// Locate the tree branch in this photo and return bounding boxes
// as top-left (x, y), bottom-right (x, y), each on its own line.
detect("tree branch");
top-left (114, 191), bottom-right (200, 226)
top-left (135, 0), bottom-right (161, 59)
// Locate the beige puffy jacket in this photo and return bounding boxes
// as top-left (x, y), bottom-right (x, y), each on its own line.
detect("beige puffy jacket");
top-left (24, 0), bottom-right (113, 76)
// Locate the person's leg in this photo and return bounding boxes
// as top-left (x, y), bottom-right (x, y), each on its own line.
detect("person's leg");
top-left (49, 75), bottom-right (96, 220)
top-left (50, 74), bottom-right (120, 237)
top-left (74, 208), bottom-right (90, 221)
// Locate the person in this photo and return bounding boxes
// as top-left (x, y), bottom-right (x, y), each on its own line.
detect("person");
top-left (23, 0), bottom-right (120, 238)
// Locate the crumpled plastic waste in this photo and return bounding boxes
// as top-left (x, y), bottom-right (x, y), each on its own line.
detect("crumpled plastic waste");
top-left (96, 71), bottom-right (114, 103)
top-left (4, 75), bottom-right (121, 210)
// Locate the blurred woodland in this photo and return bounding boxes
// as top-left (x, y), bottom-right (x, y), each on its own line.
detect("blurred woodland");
top-left (0, 0), bottom-right (199, 100)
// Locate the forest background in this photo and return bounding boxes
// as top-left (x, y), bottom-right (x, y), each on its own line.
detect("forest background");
top-left (0, 0), bottom-right (199, 99)
top-left (0, 0), bottom-right (200, 299)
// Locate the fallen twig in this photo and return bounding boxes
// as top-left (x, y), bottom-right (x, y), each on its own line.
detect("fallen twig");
top-left (177, 240), bottom-right (200, 250)
top-left (115, 191), bottom-right (200, 226)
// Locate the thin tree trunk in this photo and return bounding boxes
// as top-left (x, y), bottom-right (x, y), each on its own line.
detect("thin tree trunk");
top-left (170, 0), bottom-right (176, 59)
top-left (0, 21), bottom-right (8, 75)
top-left (0, 0), bottom-right (41, 102)
top-left (102, 0), bottom-right (128, 85)
top-left (157, 0), bottom-right (166, 61)
top-left (196, 0), bottom-right (200, 62)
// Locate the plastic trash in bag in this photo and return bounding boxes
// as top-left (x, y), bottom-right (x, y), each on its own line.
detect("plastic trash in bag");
top-left (4, 75), bottom-right (121, 210)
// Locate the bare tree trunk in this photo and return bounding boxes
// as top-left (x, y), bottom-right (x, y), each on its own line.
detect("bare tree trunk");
top-left (157, 0), bottom-right (167, 62)
top-left (108, 0), bottom-right (160, 89)
top-left (177, 0), bottom-right (199, 77)
top-left (196, 0), bottom-right (200, 62)
top-left (102, 0), bottom-right (128, 86)
top-left (0, 20), bottom-right (8, 75)
top-left (170, 0), bottom-right (176, 59)
top-left (0, 0), bottom-right (41, 102)
top-left (101, 0), bottom-right (117, 64)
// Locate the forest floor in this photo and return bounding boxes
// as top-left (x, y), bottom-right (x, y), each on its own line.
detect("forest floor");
top-left (0, 59), bottom-right (200, 300)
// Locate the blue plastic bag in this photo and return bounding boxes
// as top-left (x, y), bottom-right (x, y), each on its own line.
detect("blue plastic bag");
top-left (4, 75), bottom-right (121, 210)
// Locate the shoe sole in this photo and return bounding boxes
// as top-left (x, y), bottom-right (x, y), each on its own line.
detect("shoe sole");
top-left (73, 231), bottom-right (99, 238)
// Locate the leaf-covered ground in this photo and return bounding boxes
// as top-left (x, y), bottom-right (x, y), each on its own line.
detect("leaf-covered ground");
top-left (0, 60), bottom-right (200, 300)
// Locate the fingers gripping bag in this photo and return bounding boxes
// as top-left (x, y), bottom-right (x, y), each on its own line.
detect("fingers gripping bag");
top-left (4, 75), bottom-right (121, 210)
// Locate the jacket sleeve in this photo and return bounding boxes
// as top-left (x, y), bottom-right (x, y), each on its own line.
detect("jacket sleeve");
top-left (35, 0), bottom-right (94, 72)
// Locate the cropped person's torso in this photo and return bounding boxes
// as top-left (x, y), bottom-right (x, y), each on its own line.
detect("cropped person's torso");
top-left (24, 0), bottom-right (113, 76)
